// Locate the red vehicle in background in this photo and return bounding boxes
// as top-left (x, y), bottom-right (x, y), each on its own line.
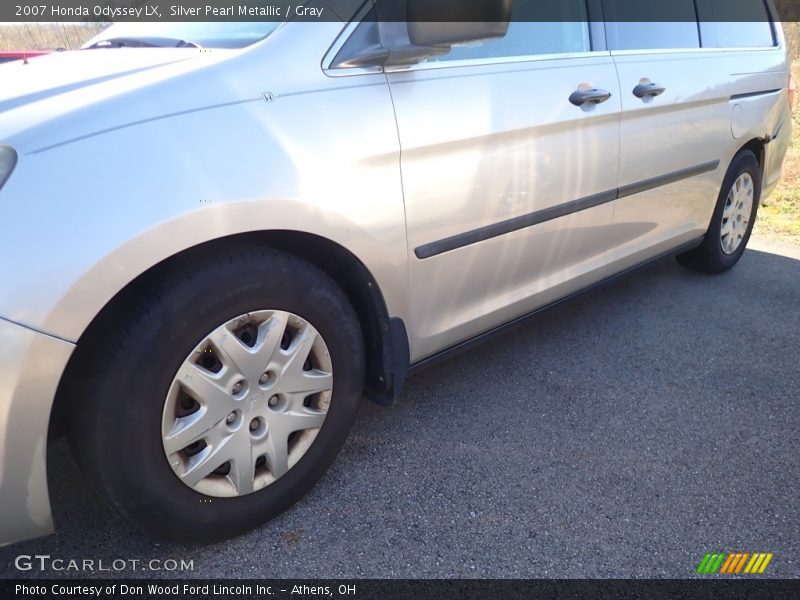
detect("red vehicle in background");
top-left (0, 51), bottom-right (51, 64)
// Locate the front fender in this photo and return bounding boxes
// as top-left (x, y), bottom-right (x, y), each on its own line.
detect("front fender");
top-left (0, 62), bottom-right (407, 343)
top-left (31, 198), bottom-right (408, 344)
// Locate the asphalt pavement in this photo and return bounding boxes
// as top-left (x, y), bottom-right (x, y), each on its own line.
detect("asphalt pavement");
top-left (2, 236), bottom-right (798, 579)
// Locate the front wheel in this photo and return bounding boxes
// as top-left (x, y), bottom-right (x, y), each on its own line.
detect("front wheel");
top-left (69, 246), bottom-right (365, 543)
top-left (677, 150), bottom-right (762, 273)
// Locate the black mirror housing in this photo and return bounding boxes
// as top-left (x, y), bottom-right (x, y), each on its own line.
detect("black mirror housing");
top-left (330, 0), bottom-right (512, 69)
top-left (406, 0), bottom-right (512, 47)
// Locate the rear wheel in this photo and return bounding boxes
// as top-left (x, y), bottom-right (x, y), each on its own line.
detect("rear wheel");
top-left (69, 246), bottom-right (364, 543)
top-left (677, 150), bottom-right (761, 273)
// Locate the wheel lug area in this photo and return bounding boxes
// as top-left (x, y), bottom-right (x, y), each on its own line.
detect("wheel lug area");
top-left (267, 394), bottom-right (287, 412)
top-left (259, 371), bottom-right (276, 387)
top-left (225, 410), bottom-right (242, 430)
top-left (249, 417), bottom-right (267, 438)
top-left (232, 380), bottom-right (247, 396)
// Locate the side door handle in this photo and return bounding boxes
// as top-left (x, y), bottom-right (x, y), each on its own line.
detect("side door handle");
top-left (633, 82), bottom-right (666, 99)
top-left (569, 88), bottom-right (612, 107)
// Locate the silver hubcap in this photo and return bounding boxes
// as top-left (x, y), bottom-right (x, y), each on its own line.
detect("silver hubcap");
top-left (720, 173), bottom-right (754, 255)
top-left (161, 310), bottom-right (333, 498)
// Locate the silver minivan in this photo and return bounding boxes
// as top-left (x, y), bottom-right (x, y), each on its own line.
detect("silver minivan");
top-left (0, 0), bottom-right (792, 545)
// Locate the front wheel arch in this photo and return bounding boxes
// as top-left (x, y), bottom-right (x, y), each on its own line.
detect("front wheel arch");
top-left (64, 244), bottom-right (367, 543)
top-left (51, 231), bottom-right (409, 440)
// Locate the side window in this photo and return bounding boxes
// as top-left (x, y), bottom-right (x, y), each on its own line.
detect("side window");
top-left (428, 1), bottom-right (591, 63)
top-left (699, 0), bottom-right (775, 48)
top-left (603, 0), bottom-right (700, 50)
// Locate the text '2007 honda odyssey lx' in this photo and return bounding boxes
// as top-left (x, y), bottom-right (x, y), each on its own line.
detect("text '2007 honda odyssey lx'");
top-left (0, 0), bottom-right (792, 544)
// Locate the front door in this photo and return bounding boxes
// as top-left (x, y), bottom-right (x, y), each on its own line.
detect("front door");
top-left (387, 7), bottom-right (622, 361)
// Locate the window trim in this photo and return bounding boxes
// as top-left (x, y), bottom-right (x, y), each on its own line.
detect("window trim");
top-left (323, 0), bottom-right (782, 74)
top-left (604, 21), bottom-right (703, 52)
top-left (602, 0), bottom-right (704, 51)
top-left (696, 0), bottom-right (778, 49)
top-left (322, 1), bottom-right (384, 77)
top-left (324, 0), bottom-right (606, 75)
top-left (384, 50), bottom-right (612, 74)
top-left (608, 44), bottom-right (782, 57)
top-left (401, 0), bottom-right (602, 70)
top-left (602, 0), bottom-right (779, 53)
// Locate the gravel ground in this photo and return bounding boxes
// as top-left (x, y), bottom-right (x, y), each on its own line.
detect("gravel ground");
top-left (2, 237), bottom-right (798, 579)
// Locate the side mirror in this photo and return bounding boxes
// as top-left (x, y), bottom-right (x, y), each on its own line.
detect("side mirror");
top-left (406, 0), bottom-right (512, 48)
top-left (329, 0), bottom-right (512, 70)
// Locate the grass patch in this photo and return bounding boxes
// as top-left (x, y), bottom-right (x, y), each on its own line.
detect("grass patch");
top-left (754, 67), bottom-right (800, 243)
top-left (755, 116), bottom-right (800, 241)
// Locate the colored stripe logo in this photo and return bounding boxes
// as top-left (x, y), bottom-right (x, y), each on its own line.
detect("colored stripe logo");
top-left (696, 552), bottom-right (773, 574)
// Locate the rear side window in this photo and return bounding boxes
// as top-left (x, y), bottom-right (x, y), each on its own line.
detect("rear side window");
top-left (429, 1), bottom-right (591, 62)
top-left (698, 0), bottom-right (776, 48)
top-left (603, 0), bottom-right (700, 50)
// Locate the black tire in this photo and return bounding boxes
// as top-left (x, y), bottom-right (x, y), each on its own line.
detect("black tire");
top-left (677, 150), bottom-right (762, 273)
top-left (68, 245), bottom-right (365, 544)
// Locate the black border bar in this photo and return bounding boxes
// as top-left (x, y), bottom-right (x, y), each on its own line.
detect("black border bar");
top-left (2, 0), bottom-right (798, 23)
top-left (2, 579), bottom-right (799, 600)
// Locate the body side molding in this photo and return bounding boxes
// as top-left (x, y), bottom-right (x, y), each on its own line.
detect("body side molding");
top-left (414, 161), bottom-right (721, 260)
top-left (617, 161), bottom-right (720, 199)
top-left (414, 189), bottom-right (617, 260)
top-left (730, 89), bottom-right (782, 101)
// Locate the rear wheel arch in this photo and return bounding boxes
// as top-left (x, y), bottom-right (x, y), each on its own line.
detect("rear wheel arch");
top-left (739, 138), bottom-right (766, 172)
top-left (677, 148), bottom-right (762, 274)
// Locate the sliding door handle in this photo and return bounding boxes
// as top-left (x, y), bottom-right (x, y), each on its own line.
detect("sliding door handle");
top-left (633, 82), bottom-right (666, 99)
top-left (569, 88), bottom-right (612, 107)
